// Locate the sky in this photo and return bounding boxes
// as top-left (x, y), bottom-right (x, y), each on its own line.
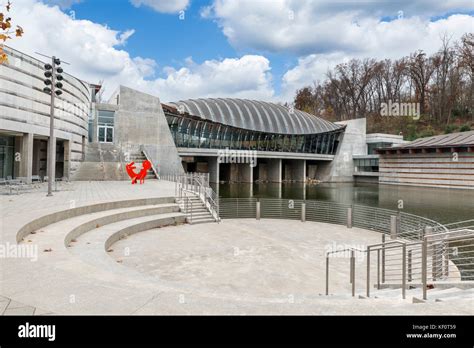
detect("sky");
top-left (6, 0), bottom-right (474, 103)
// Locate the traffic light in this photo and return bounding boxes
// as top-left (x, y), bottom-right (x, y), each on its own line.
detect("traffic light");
top-left (43, 63), bottom-right (53, 94)
top-left (43, 57), bottom-right (64, 97)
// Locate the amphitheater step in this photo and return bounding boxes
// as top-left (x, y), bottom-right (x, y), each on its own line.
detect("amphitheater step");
top-left (68, 212), bottom-right (186, 273)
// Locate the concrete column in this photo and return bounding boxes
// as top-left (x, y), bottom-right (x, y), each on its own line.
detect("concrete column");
top-left (257, 162), bottom-right (267, 181)
top-left (240, 163), bottom-right (253, 183)
top-left (267, 158), bottom-right (282, 182)
top-left (208, 157), bottom-right (220, 183)
top-left (63, 140), bottom-right (71, 179)
top-left (19, 133), bottom-right (34, 183)
top-left (297, 159), bottom-right (306, 182)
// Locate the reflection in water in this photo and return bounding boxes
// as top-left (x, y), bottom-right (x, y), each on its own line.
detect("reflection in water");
top-left (213, 182), bottom-right (474, 224)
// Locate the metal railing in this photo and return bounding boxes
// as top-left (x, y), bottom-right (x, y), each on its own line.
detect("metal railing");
top-left (161, 172), bottom-right (220, 223)
top-left (140, 145), bottom-right (160, 180)
top-left (218, 197), bottom-right (473, 300)
top-left (219, 198), bottom-right (445, 234)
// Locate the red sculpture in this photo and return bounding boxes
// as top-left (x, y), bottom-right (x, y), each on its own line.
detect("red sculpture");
top-left (125, 160), bottom-right (152, 184)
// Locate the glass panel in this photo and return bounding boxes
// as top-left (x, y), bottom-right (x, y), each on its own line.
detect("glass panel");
top-left (0, 136), bottom-right (14, 179)
top-left (106, 127), bottom-right (113, 143)
top-left (98, 110), bottom-right (115, 126)
top-left (98, 127), bottom-right (105, 142)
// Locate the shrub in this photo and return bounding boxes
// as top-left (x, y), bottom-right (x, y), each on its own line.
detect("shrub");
top-left (459, 124), bottom-right (471, 132)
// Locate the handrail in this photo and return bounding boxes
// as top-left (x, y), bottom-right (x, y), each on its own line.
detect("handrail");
top-left (140, 145), bottom-right (160, 180)
top-left (163, 172), bottom-right (220, 223)
top-left (444, 219), bottom-right (474, 228)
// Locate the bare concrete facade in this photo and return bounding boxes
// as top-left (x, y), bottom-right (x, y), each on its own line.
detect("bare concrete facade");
top-left (112, 86), bottom-right (184, 176)
top-left (0, 46), bottom-right (91, 182)
top-left (317, 118), bottom-right (367, 182)
top-left (74, 86), bottom-right (185, 180)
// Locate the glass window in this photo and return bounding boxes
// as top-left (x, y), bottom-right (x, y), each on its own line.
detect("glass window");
top-left (98, 110), bottom-right (114, 126)
top-left (0, 136), bottom-right (15, 179)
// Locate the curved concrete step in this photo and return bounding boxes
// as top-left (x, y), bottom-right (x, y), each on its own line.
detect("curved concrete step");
top-left (68, 212), bottom-right (186, 275)
top-left (64, 203), bottom-right (181, 246)
top-left (17, 197), bottom-right (176, 242)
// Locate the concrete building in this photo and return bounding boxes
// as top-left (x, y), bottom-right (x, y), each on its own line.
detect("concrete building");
top-left (377, 131), bottom-right (474, 189)
top-left (1, 45), bottom-right (413, 187)
top-left (163, 99), bottom-right (349, 183)
top-left (353, 133), bottom-right (407, 183)
top-left (0, 46), bottom-right (91, 183)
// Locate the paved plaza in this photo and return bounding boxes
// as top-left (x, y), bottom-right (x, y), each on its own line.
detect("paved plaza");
top-left (0, 181), bottom-right (472, 315)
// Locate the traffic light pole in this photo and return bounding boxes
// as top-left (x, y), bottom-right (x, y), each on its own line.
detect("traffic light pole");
top-left (47, 56), bottom-right (56, 197)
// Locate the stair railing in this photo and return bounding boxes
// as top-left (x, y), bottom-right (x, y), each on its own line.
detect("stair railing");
top-left (326, 247), bottom-right (366, 297)
top-left (328, 224), bottom-right (474, 301)
top-left (165, 172), bottom-right (220, 223)
top-left (140, 145), bottom-right (160, 180)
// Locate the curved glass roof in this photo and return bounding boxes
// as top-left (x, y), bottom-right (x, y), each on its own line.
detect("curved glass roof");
top-left (169, 98), bottom-right (343, 135)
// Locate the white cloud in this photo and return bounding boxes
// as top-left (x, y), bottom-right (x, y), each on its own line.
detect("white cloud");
top-left (279, 14), bottom-right (474, 102)
top-left (152, 55), bottom-right (274, 101)
top-left (8, 0), bottom-right (274, 102)
top-left (202, 0), bottom-right (474, 102)
top-left (205, 0), bottom-right (474, 55)
top-left (130, 0), bottom-right (189, 14)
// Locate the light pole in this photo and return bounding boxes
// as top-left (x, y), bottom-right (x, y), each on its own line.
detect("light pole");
top-left (41, 55), bottom-right (64, 196)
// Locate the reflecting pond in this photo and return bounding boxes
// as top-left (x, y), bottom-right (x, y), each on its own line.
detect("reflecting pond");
top-left (214, 182), bottom-right (474, 224)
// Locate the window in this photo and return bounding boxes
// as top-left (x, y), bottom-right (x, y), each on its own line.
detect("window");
top-left (97, 110), bottom-right (114, 143)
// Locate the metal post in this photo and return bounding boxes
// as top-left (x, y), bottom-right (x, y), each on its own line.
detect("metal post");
top-left (47, 56), bottom-right (56, 197)
top-left (390, 215), bottom-right (398, 239)
top-left (422, 237), bottom-right (428, 300)
top-left (432, 242), bottom-right (439, 281)
top-left (444, 240), bottom-right (449, 278)
top-left (301, 202), bottom-right (306, 222)
top-left (190, 197), bottom-right (193, 224)
top-left (350, 253), bottom-right (353, 284)
top-left (402, 244), bottom-right (406, 299)
top-left (377, 249), bottom-right (380, 290)
top-left (347, 207), bottom-right (353, 229)
top-left (382, 234), bottom-right (386, 283)
top-left (325, 256), bottom-right (329, 295)
top-left (366, 246), bottom-right (370, 297)
top-left (351, 250), bottom-right (355, 297)
top-left (256, 201), bottom-right (261, 220)
top-left (408, 249), bottom-right (412, 282)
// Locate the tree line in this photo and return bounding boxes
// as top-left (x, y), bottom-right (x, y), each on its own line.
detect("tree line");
top-left (292, 33), bottom-right (473, 139)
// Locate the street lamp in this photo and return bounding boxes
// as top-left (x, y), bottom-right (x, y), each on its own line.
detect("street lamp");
top-left (42, 56), bottom-right (64, 196)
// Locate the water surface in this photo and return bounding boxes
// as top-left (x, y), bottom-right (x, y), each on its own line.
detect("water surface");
top-left (214, 182), bottom-right (474, 224)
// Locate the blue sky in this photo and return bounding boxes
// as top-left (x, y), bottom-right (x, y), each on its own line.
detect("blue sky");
top-left (9, 0), bottom-right (474, 102)
top-left (67, 0), bottom-right (294, 95)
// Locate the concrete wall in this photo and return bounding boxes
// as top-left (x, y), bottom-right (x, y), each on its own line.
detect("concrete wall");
top-left (113, 86), bottom-right (184, 176)
top-left (379, 151), bottom-right (474, 189)
top-left (317, 118), bottom-right (367, 182)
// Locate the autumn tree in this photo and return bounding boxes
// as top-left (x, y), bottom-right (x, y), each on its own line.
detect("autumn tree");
top-left (0, 1), bottom-right (24, 64)
top-left (292, 34), bottom-right (473, 137)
